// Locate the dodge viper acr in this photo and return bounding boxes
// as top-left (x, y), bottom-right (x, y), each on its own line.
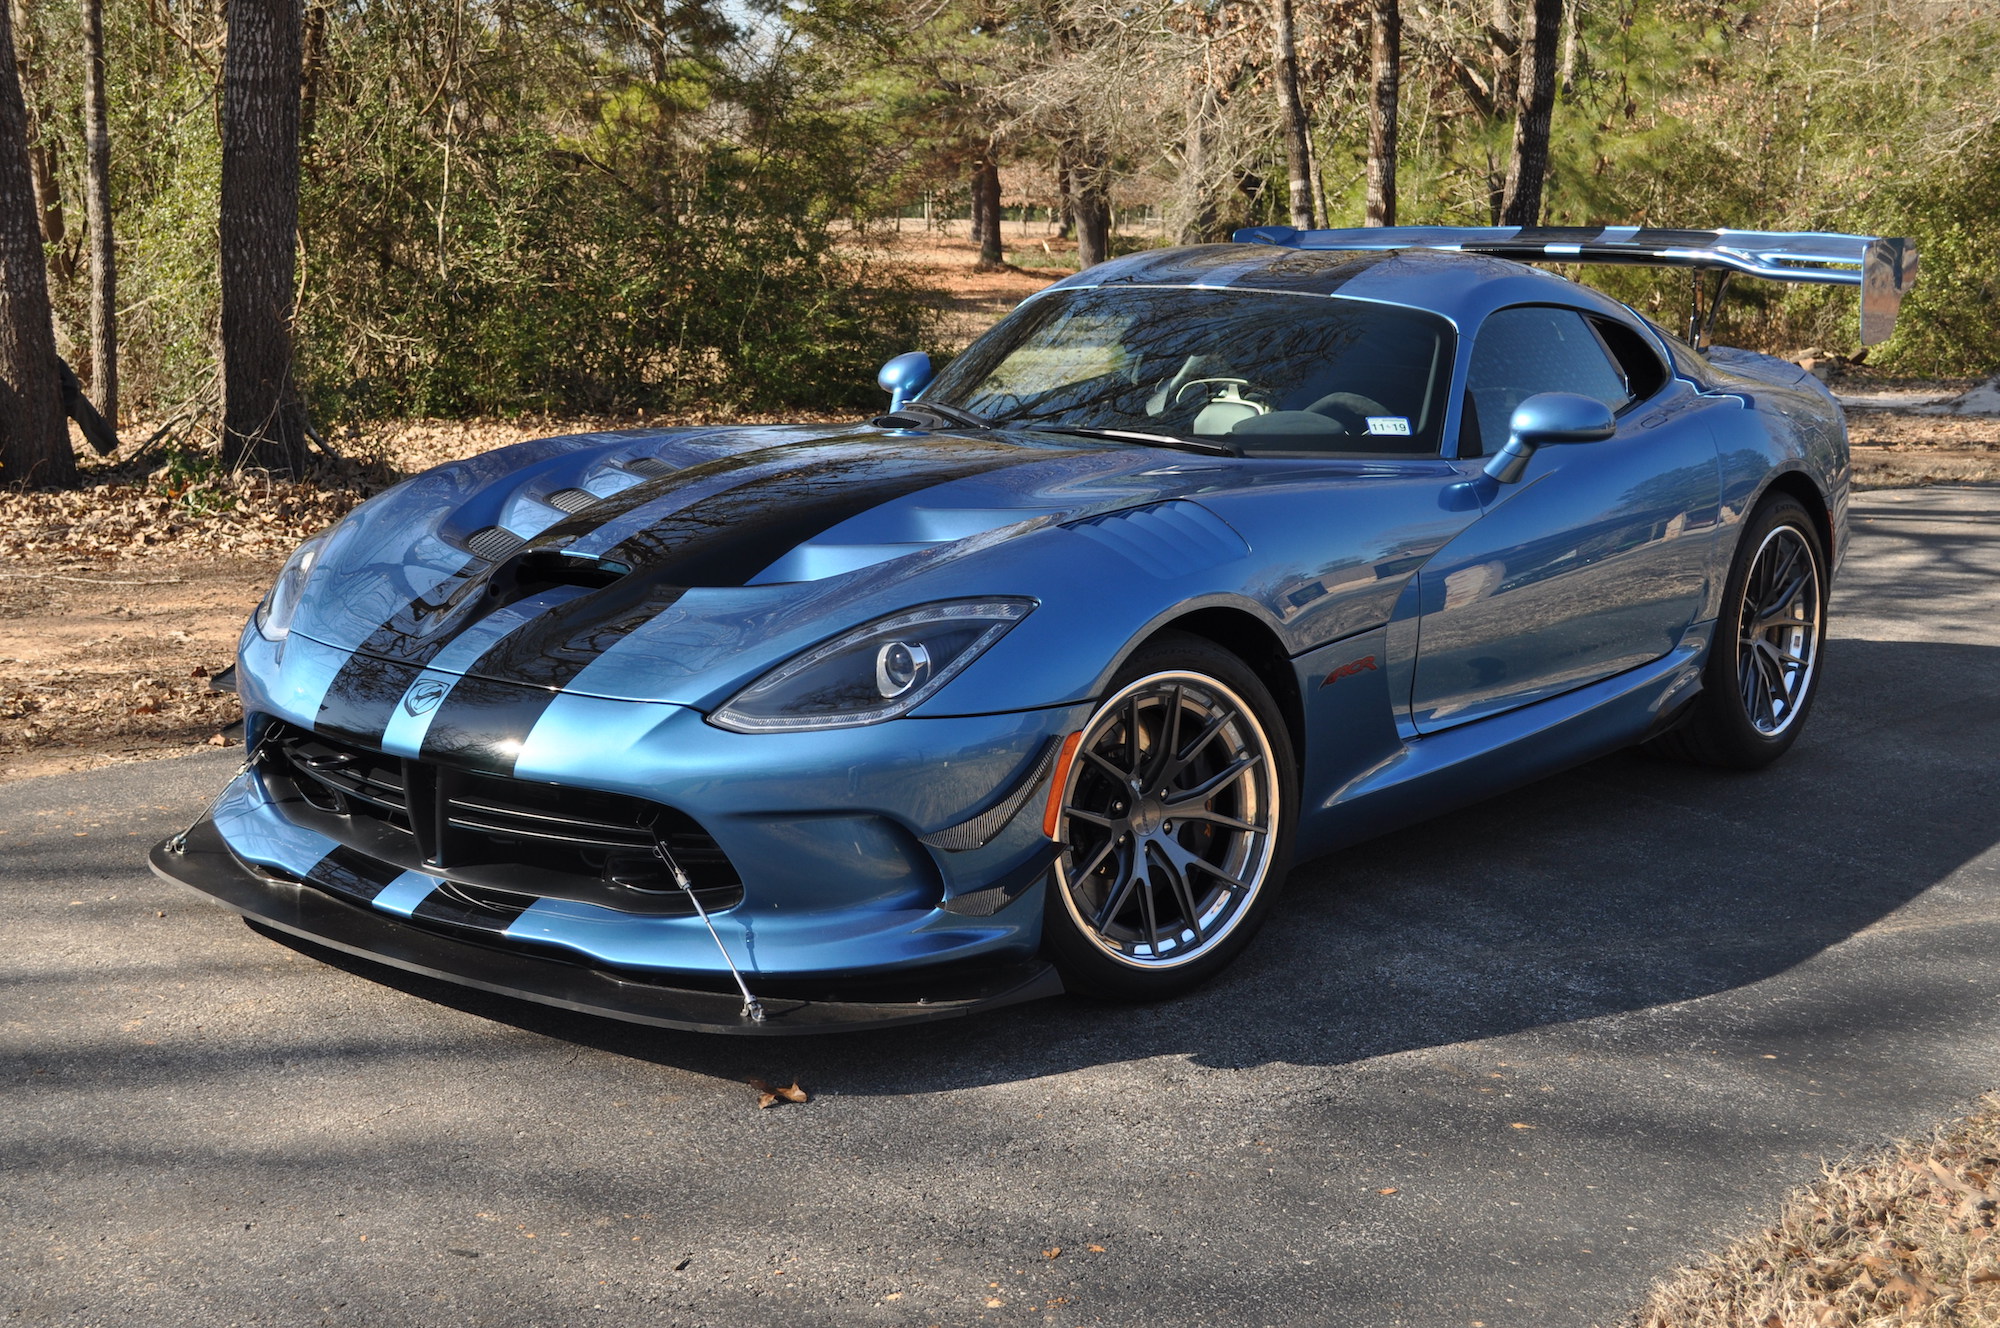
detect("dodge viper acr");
top-left (153, 225), bottom-right (1917, 1034)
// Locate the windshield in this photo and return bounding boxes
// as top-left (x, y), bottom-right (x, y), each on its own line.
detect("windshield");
top-left (924, 286), bottom-right (1456, 457)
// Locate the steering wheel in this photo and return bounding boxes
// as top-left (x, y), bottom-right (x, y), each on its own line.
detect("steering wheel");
top-left (1174, 377), bottom-right (1261, 409)
top-left (1305, 391), bottom-right (1391, 435)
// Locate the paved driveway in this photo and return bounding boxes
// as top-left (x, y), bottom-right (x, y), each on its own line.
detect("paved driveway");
top-left (4, 487), bottom-right (1997, 1328)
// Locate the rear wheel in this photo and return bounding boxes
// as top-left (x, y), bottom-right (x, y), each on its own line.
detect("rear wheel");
top-left (1651, 493), bottom-right (1827, 769)
top-left (1043, 633), bottom-right (1296, 1000)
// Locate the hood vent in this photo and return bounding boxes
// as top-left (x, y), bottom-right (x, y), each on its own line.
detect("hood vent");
top-left (480, 549), bottom-right (631, 615)
top-left (464, 526), bottom-right (526, 563)
top-left (622, 455), bottom-right (678, 478)
top-left (546, 487), bottom-right (598, 513)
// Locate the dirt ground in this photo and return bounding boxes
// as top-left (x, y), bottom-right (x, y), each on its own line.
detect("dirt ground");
top-left (0, 243), bottom-right (1991, 782)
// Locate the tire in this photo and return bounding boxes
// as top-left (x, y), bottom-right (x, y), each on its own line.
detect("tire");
top-left (1649, 493), bottom-right (1828, 769)
top-left (1042, 631), bottom-right (1297, 1000)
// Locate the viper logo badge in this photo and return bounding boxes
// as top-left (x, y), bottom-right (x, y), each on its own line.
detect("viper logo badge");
top-left (1320, 655), bottom-right (1378, 687)
top-left (403, 679), bottom-right (450, 716)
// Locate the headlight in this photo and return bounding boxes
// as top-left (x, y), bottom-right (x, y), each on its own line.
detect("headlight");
top-left (710, 599), bottom-right (1035, 732)
top-left (253, 533), bottom-right (330, 642)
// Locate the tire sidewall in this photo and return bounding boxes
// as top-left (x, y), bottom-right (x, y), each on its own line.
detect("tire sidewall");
top-left (1041, 631), bottom-right (1298, 1000)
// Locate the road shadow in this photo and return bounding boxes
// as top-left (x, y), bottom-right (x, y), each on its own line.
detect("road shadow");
top-left (246, 634), bottom-right (2000, 1096)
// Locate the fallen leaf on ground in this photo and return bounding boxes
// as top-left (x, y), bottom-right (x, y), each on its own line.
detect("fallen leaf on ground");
top-left (748, 1078), bottom-right (809, 1108)
top-left (1042, 1247), bottom-right (1060, 1259)
top-left (1377, 1187), bottom-right (1399, 1195)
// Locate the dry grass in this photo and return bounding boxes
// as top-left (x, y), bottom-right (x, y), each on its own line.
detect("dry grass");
top-left (1846, 409), bottom-right (2000, 490)
top-left (1635, 1095), bottom-right (2000, 1327)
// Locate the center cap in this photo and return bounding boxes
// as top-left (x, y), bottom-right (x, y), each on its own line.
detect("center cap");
top-left (1130, 798), bottom-right (1166, 836)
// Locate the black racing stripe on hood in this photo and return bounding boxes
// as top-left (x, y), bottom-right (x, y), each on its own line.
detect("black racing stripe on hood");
top-left (415, 582), bottom-right (687, 775)
top-left (316, 446), bottom-right (792, 696)
top-left (312, 436), bottom-right (1036, 751)
top-left (410, 445), bottom-right (1046, 776)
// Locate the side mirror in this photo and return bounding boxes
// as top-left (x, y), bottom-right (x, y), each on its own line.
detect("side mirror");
top-left (877, 352), bottom-right (933, 413)
top-left (1483, 392), bottom-right (1617, 483)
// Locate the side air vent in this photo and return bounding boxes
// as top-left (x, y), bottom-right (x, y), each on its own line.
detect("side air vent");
top-left (464, 526), bottom-right (526, 562)
top-left (1067, 501), bottom-right (1251, 579)
top-left (546, 487), bottom-right (598, 513)
top-left (623, 456), bottom-right (677, 478)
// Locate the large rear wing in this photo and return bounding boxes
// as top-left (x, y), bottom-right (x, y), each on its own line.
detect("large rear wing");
top-left (1233, 224), bottom-right (1919, 347)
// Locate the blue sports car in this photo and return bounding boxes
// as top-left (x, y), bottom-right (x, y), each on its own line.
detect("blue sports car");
top-left (153, 226), bottom-right (1918, 1034)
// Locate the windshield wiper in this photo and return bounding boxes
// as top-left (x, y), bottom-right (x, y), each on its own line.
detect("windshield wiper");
top-left (872, 400), bottom-right (994, 430)
top-left (1017, 424), bottom-right (1239, 457)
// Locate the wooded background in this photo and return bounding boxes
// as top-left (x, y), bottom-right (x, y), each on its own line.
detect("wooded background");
top-left (0, 0), bottom-right (1993, 489)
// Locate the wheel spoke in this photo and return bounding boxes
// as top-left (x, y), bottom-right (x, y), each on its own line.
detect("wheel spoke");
top-left (1092, 861), bottom-right (1141, 932)
top-left (1154, 844), bottom-right (1204, 945)
top-left (1756, 639), bottom-right (1808, 668)
top-left (1758, 568), bottom-right (1812, 619)
top-left (1070, 831), bottom-right (1122, 884)
top-left (1134, 859), bottom-right (1161, 953)
top-left (1081, 746), bottom-right (1131, 783)
top-left (1183, 853), bottom-right (1255, 894)
top-left (1163, 708), bottom-right (1231, 785)
top-left (1752, 613), bottom-right (1814, 635)
top-left (1147, 685), bottom-right (1185, 787)
top-left (1065, 807), bottom-right (1119, 830)
top-left (1161, 803), bottom-right (1260, 834)
top-left (1178, 752), bottom-right (1257, 804)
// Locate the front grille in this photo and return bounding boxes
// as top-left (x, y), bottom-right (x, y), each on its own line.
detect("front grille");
top-left (262, 720), bottom-right (742, 915)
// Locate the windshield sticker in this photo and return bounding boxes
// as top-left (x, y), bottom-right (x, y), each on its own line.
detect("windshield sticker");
top-left (1366, 417), bottom-right (1411, 436)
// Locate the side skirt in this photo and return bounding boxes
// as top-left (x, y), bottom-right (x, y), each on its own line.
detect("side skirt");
top-left (1298, 623), bottom-right (1712, 858)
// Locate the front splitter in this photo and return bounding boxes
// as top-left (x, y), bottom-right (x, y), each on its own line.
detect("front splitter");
top-left (149, 819), bottom-right (1063, 1036)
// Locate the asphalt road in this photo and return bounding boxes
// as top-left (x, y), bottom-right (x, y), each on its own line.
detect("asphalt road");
top-left (4, 487), bottom-right (1997, 1328)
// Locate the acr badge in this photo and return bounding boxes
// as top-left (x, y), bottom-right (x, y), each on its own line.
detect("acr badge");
top-left (403, 678), bottom-right (450, 716)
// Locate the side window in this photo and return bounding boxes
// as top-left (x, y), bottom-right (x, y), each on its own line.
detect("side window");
top-left (1588, 315), bottom-right (1671, 402)
top-left (1462, 306), bottom-right (1632, 456)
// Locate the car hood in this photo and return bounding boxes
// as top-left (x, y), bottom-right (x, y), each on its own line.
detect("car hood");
top-left (286, 422), bottom-right (1238, 709)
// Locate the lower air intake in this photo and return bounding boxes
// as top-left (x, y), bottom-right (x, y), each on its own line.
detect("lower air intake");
top-left (261, 719), bottom-right (741, 916)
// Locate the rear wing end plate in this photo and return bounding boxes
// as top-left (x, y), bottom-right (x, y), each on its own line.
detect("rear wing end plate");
top-left (1233, 225), bottom-right (1919, 346)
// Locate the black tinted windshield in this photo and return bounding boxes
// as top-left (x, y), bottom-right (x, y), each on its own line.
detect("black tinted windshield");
top-left (925, 286), bottom-right (1456, 456)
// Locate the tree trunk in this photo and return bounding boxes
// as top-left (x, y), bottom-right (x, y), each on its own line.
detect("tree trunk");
top-left (1557, 0), bottom-right (1580, 96)
top-left (971, 147), bottom-right (1002, 268)
top-left (219, 0), bottom-right (309, 475)
top-left (83, 0), bottom-right (114, 427)
top-left (1174, 83), bottom-right (1219, 245)
top-left (299, 0), bottom-right (327, 152)
top-left (0, 1), bottom-right (68, 487)
top-left (10, 2), bottom-right (71, 286)
top-left (1071, 160), bottom-right (1110, 269)
top-left (1054, 154), bottom-right (1074, 241)
top-left (1272, 0), bottom-right (1315, 229)
top-left (1501, 0), bottom-right (1561, 227)
top-left (1365, 0), bottom-right (1399, 226)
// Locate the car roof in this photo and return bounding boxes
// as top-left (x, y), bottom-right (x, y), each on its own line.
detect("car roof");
top-left (1039, 243), bottom-right (1639, 331)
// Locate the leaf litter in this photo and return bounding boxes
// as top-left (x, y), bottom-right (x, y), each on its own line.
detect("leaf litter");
top-left (1635, 1093), bottom-right (2000, 1327)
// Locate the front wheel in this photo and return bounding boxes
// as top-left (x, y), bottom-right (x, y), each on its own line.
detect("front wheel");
top-left (1043, 633), bottom-right (1296, 1000)
top-left (1651, 493), bottom-right (1828, 769)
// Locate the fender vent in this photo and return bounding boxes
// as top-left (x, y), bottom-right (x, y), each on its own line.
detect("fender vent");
top-left (546, 487), bottom-right (598, 513)
top-left (464, 525), bottom-right (526, 562)
top-left (1067, 501), bottom-right (1250, 579)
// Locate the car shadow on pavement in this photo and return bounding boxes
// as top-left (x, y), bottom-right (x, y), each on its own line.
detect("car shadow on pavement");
top-left (252, 635), bottom-right (2000, 1096)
